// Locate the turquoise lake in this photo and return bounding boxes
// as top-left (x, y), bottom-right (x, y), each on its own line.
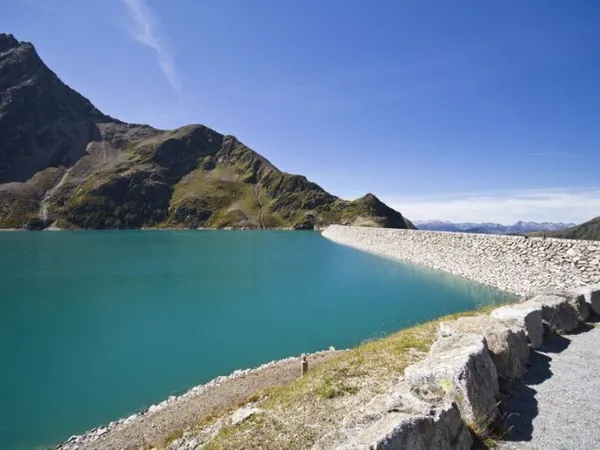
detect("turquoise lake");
top-left (0, 231), bottom-right (514, 449)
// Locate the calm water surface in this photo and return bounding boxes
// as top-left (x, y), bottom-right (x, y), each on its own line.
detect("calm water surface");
top-left (0, 231), bottom-right (514, 449)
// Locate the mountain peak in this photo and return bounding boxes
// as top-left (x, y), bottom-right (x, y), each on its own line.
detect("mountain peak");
top-left (0, 33), bottom-right (19, 53)
top-left (0, 34), bottom-right (38, 63)
top-left (359, 193), bottom-right (379, 204)
top-left (0, 32), bottom-right (119, 183)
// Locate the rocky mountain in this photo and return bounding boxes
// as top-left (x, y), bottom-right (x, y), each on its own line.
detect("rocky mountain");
top-left (526, 216), bottom-right (600, 241)
top-left (0, 33), bottom-right (413, 230)
top-left (414, 220), bottom-right (576, 235)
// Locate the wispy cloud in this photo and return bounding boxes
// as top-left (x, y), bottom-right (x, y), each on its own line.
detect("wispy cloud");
top-left (381, 188), bottom-right (600, 224)
top-left (122, 0), bottom-right (181, 93)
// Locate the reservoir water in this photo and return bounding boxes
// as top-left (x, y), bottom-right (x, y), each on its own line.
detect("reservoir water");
top-left (0, 230), bottom-right (514, 449)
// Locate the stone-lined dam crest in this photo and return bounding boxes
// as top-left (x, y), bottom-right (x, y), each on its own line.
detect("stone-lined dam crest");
top-left (322, 225), bottom-right (600, 295)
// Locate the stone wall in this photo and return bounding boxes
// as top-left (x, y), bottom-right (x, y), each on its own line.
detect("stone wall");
top-left (322, 225), bottom-right (600, 295)
top-left (333, 288), bottom-right (600, 449)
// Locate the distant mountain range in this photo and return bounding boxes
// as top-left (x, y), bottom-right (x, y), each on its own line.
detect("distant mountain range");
top-left (414, 220), bottom-right (576, 235)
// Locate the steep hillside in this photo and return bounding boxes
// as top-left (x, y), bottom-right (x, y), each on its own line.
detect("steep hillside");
top-left (0, 33), bottom-right (413, 230)
top-left (527, 216), bottom-right (600, 241)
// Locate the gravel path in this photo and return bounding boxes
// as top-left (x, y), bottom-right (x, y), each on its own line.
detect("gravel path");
top-left (83, 352), bottom-right (342, 450)
top-left (498, 320), bottom-right (600, 450)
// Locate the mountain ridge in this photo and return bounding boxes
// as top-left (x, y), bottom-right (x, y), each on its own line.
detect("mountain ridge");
top-left (525, 216), bottom-right (600, 241)
top-left (0, 33), bottom-right (413, 231)
top-left (414, 220), bottom-right (576, 235)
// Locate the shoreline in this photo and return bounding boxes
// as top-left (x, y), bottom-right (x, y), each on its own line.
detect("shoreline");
top-left (55, 348), bottom-right (345, 450)
top-left (0, 226), bottom-right (312, 232)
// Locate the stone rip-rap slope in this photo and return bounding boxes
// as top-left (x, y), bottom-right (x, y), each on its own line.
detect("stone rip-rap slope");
top-left (321, 225), bottom-right (600, 295)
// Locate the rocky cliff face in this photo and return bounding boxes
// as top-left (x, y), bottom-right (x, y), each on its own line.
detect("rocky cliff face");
top-left (0, 33), bottom-right (414, 230)
top-left (0, 33), bottom-right (114, 183)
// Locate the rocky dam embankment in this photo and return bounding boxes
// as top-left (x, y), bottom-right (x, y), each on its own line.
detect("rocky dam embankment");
top-left (321, 225), bottom-right (600, 295)
top-left (317, 225), bottom-right (600, 449)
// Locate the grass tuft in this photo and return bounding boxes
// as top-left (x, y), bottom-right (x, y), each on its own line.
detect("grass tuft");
top-left (315, 377), bottom-right (360, 399)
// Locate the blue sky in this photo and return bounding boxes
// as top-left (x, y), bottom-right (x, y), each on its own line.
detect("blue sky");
top-left (3, 0), bottom-right (600, 223)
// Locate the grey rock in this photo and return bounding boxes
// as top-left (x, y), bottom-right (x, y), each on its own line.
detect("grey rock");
top-left (386, 387), bottom-right (435, 416)
top-left (336, 389), bottom-right (472, 450)
top-left (521, 295), bottom-right (582, 333)
top-left (526, 289), bottom-right (589, 322)
top-left (404, 332), bottom-right (499, 432)
top-left (491, 304), bottom-right (544, 349)
top-left (564, 291), bottom-right (589, 322)
top-left (230, 405), bottom-right (261, 425)
top-left (439, 316), bottom-right (529, 380)
top-left (574, 285), bottom-right (600, 316)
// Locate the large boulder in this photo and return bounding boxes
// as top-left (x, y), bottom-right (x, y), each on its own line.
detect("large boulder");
top-left (439, 316), bottom-right (529, 380)
top-left (404, 332), bottom-right (499, 433)
top-left (561, 292), bottom-right (589, 322)
top-left (521, 294), bottom-right (583, 333)
top-left (526, 289), bottom-right (589, 323)
top-left (334, 387), bottom-right (472, 450)
top-left (491, 304), bottom-right (544, 349)
top-left (574, 285), bottom-right (600, 316)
